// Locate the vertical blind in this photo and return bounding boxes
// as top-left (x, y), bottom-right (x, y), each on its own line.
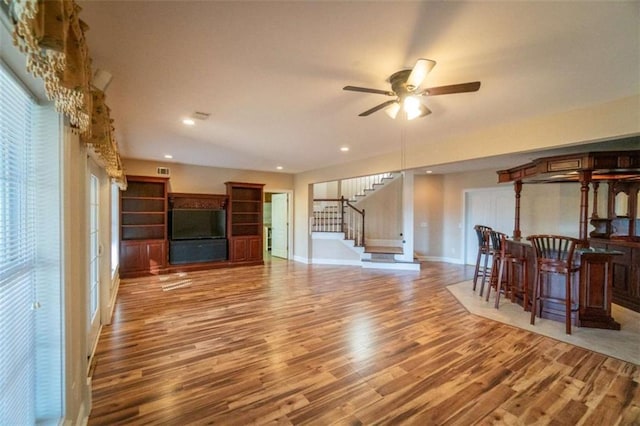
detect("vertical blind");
top-left (0, 62), bottom-right (62, 424)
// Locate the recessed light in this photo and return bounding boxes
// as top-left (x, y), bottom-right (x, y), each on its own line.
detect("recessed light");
top-left (276, 166), bottom-right (283, 170)
top-left (182, 118), bottom-right (195, 126)
top-left (340, 147), bottom-right (349, 152)
top-left (164, 154), bottom-right (173, 159)
top-left (425, 170), bottom-right (433, 174)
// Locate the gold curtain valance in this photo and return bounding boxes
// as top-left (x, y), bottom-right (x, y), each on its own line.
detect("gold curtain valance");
top-left (7, 0), bottom-right (126, 187)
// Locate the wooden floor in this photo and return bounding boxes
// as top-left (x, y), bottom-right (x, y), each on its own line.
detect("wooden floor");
top-left (88, 260), bottom-right (640, 425)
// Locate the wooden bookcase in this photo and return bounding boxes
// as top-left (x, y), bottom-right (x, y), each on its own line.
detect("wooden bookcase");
top-left (226, 182), bottom-right (264, 264)
top-left (119, 176), bottom-right (168, 277)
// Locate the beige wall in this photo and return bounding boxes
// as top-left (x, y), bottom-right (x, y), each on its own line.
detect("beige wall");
top-left (123, 159), bottom-right (294, 194)
top-left (414, 174), bottom-right (445, 259)
top-left (294, 95), bottom-right (640, 262)
top-left (358, 176), bottom-right (403, 241)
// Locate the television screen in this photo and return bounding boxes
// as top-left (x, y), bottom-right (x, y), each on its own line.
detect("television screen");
top-left (171, 209), bottom-right (226, 240)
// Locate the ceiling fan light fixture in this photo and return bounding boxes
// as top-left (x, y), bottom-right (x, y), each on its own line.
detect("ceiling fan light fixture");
top-left (403, 96), bottom-right (422, 119)
top-left (406, 103), bottom-right (431, 120)
top-left (385, 102), bottom-right (401, 119)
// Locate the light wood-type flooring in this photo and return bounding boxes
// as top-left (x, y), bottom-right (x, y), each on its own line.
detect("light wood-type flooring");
top-left (88, 260), bottom-right (639, 425)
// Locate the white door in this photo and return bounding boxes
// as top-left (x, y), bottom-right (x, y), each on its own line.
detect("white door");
top-left (464, 187), bottom-right (515, 265)
top-left (88, 169), bottom-right (101, 353)
top-left (271, 193), bottom-right (288, 259)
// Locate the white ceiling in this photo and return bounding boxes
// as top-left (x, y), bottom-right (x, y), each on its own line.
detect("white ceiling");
top-left (77, 1), bottom-right (639, 175)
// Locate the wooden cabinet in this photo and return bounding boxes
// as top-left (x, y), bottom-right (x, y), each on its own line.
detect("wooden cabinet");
top-left (119, 176), bottom-right (168, 277)
top-left (226, 182), bottom-right (264, 265)
top-left (229, 236), bottom-right (262, 262)
top-left (590, 238), bottom-right (640, 312)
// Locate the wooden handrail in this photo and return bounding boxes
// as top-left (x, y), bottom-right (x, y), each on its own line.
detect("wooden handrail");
top-left (312, 197), bottom-right (366, 246)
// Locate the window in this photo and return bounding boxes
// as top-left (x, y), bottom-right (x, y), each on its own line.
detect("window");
top-left (0, 62), bottom-right (62, 424)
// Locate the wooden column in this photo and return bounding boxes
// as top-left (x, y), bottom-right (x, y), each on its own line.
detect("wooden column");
top-left (513, 180), bottom-right (522, 240)
top-left (591, 182), bottom-right (599, 219)
top-left (579, 170), bottom-right (592, 242)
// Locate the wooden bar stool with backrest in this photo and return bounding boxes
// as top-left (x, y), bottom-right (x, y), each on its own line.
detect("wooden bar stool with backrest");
top-left (472, 225), bottom-right (493, 293)
top-left (527, 235), bottom-right (581, 334)
top-left (485, 231), bottom-right (528, 309)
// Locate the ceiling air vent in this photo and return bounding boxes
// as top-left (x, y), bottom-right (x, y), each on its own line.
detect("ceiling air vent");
top-left (192, 111), bottom-right (211, 121)
top-left (157, 167), bottom-right (170, 176)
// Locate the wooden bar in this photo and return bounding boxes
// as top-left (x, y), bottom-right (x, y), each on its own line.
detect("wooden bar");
top-left (505, 239), bottom-right (621, 330)
top-left (498, 147), bottom-right (640, 313)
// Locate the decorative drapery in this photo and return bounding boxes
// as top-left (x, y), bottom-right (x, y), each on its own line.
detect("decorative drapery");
top-left (6, 0), bottom-right (126, 187)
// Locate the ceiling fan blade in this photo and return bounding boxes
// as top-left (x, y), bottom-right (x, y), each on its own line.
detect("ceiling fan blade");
top-left (421, 81), bottom-right (481, 96)
top-left (359, 99), bottom-right (398, 117)
top-left (343, 86), bottom-right (394, 96)
top-left (406, 58), bottom-right (436, 90)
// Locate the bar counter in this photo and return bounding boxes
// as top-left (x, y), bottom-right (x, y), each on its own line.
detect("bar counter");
top-left (505, 239), bottom-right (621, 330)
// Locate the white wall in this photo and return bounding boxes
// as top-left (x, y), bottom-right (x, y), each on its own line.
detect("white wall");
top-left (313, 181), bottom-right (338, 199)
top-left (62, 127), bottom-right (91, 425)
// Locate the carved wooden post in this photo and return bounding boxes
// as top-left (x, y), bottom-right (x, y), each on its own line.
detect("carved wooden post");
top-left (591, 182), bottom-right (599, 218)
top-left (513, 180), bottom-right (522, 240)
top-left (579, 170), bottom-right (592, 242)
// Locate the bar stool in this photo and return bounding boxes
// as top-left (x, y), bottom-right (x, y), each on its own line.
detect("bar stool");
top-left (472, 225), bottom-right (493, 293)
top-left (527, 234), bottom-right (581, 334)
top-left (485, 231), bottom-right (528, 309)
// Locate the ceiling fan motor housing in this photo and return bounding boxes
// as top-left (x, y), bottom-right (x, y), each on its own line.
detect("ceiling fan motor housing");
top-left (389, 69), bottom-right (414, 98)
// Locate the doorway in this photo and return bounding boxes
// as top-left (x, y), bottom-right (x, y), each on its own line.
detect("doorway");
top-left (463, 187), bottom-right (515, 265)
top-left (264, 191), bottom-right (292, 260)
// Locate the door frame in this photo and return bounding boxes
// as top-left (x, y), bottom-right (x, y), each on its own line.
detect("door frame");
top-left (265, 189), bottom-right (293, 260)
top-left (87, 159), bottom-right (112, 358)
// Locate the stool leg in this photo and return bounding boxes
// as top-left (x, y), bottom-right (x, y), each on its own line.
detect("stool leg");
top-left (494, 256), bottom-right (506, 308)
top-left (522, 261), bottom-right (529, 312)
top-left (565, 274), bottom-right (572, 335)
top-left (484, 255), bottom-right (499, 302)
top-left (530, 268), bottom-right (540, 326)
top-left (473, 248), bottom-right (482, 291)
top-left (479, 251), bottom-right (491, 297)
top-left (508, 261), bottom-right (517, 304)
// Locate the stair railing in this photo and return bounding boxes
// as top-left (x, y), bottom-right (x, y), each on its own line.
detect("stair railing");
top-left (341, 172), bottom-right (393, 202)
top-left (312, 197), bottom-right (365, 246)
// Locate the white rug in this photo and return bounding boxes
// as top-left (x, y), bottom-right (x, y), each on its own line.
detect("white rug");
top-left (447, 281), bottom-right (640, 365)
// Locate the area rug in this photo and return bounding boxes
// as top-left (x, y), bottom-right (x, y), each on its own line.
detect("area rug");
top-left (447, 280), bottom-right (640, 365)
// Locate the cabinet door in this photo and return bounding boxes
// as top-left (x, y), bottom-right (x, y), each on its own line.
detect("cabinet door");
top-left (248, 237), bottom-right (263, 261)
top-left (631, 247), bottom-right (640, 302)
top-left (611, 246), bottom-right (632, 297)
top-left (231, 238), bottom-right (248, 262)
top-left (147, 241), bottom-right (167, 271)
top-left (120, 241), bottom-right (144, 273)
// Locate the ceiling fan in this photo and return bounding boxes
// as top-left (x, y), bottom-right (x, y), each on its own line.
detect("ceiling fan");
top-left (343, 59), bottom-right (481, 120)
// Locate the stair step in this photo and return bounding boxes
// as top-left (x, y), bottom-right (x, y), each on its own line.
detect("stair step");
top-left (364, 246), bottom-right (403, 255)
top-left (370, 253), bottom-right (396, 262)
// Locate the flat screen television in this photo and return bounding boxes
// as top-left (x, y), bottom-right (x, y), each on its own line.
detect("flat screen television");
top-left (170, 209), bottom-right (226, 240)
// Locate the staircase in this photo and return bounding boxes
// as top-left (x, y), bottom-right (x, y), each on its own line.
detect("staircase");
top-left (312, 172), bottom-right (419, 270)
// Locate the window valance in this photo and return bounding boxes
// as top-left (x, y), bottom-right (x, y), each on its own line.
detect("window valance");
top-left (6, 0), bottom-right (126, 187)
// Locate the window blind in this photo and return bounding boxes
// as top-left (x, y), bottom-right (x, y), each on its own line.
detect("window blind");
top-left (0, 61), bottom-right (37, 424)
top-left (0, 62), bottom-right (62, 424)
